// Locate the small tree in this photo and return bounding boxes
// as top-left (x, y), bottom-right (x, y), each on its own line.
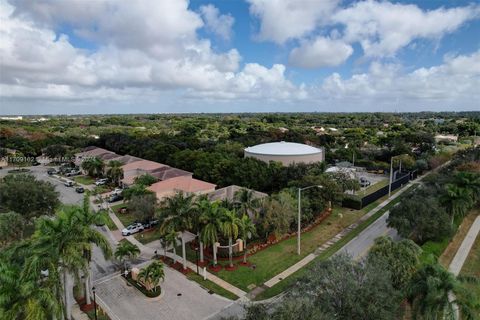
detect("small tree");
top-left (138, 261), bottom-right (165, 293)
top-left (106, 160), bottom-right (123, 186)
top-left (220, 209), bottom-right (240, 268)
top-left (114, 241), bottom-right (140, 272)
top-left (128, 194), bottom-right (157, 223)
top-left (134, 174), bottom-right (157, 186)
top-left (81, 157), bottom-right (104, 177)
top-left (238, 214), bottom-right (256, 264)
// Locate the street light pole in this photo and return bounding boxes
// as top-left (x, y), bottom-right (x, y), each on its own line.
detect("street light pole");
top-left (92, 286), bottom-right (98, 320)
top-left (297, 188), bottom-right (301, 256)
top-left (297, 185), bottom-right (323, 255)
top-left (388, 157), bottom-right (394, 198)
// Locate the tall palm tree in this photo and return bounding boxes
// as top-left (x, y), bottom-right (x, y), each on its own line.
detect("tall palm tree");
top-left (441, 184), bottom-right (473, 224)
top-left (221, 209), bottom-right (241, 268)
top-left (238, 214), bottom-right (256, 264)
top-left (26, 200), bottom-right (112, 319)
top-left (158, 192), bottom-right (196, 270)
top-left (114, 241), bottom-right (140, 272)
top-left (194, 196), bottom-right (212, 264)
top-left (200, 202), bottom-right (223, 267)
top-left (454, 171), bottom-right (480, 202)
top-left (0, 250), bottom-right (63, 320)
top-left (234, 188), bottom-right (259, 219)
top-left (106, 160), bottom-right (124, 186)
top-left (164, 229), bottom-right (179, 264)
top-left (138, 261), bottom-right (165, 293)
top-left (81, 157), bottom-right (105, 178)
top-left (407, 263), bottom-right (477, 320)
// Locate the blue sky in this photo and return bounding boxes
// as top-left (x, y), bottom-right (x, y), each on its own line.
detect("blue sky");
top-left (0, 0), bottom-right (479, 115)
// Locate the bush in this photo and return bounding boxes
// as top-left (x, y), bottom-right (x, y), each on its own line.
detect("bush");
top-left (342, 194), bottom-right (363, 210)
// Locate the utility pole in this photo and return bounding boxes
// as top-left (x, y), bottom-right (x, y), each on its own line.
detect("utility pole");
top-left (388, 157), bottom-right (394, 198)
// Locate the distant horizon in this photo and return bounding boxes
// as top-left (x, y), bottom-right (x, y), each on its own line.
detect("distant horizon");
top-left (1, 0), bottom-right (479, 115)
top-left (1, 110), bottom-right (480, 117)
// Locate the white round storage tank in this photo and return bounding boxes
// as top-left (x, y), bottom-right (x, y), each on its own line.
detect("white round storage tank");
top-left (244, 141), bottom-right (324, 166)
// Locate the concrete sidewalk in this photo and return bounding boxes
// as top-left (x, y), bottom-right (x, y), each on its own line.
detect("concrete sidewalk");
top-left (106, 205), bottom-right (247, 299)
top-left (449, 215), bottom-right (480, 276)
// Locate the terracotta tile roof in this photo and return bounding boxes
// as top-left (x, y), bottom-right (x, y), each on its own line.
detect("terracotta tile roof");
top-left (150, 167), bottom-right (192, 181)
top-left (110, 154), bottom-right (143, 165)
top-left (121, 159), bottom-right (167, 172)
top-left (208, 185), bottom-right (268, 202)
top-left (147, 176), bottom-right (216, 195)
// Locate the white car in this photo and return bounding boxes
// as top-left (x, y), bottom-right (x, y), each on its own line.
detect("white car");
top-left (121, 223), bottom-right (144, 236)
top-left (95, 178), bottom-right (108, 186)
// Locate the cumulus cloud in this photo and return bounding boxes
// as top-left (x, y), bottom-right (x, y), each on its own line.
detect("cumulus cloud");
top-left (320, 50), bottom-right (480, 106)
top-left (249, 0), bottom-right (480, 63)
top-left (333, 0), bottom-right (480, 57)
top-left (0, 0), bottom-right (304, 104)
top-left (248, 0), bottom-right (339, 44)
top-left (199, 4), bottom-right (234, 40)
top-left (289, 37), bottom-right (353, 68)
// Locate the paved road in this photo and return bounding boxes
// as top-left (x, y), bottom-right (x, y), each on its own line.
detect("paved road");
top-left (94, 264), bottom-right (231, 320)
top-left (337, 211), bottom-right (399, 260)
top-left (0, 165), bottom-right (84, 205)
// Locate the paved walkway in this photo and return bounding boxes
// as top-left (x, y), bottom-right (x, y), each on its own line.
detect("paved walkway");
top-left (106, 205), bottom-right (247, 298)
top-left (448, 215), bottom-right (480, 276)
top-left (260, 181), bottom-right (415, 290)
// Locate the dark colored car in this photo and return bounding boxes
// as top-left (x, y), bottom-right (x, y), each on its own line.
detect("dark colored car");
top-left (108, 193), bottom-right (123, 203)
top-left (142, 219), bottom-right (159, 229)
top-left (75, 186), bottom-right (85, 193)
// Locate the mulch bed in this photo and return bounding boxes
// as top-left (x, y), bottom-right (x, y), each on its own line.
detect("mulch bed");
top-left (224, 264), bottom-right (238, 272)
top-left (208, 264), bottom-right (223, 273)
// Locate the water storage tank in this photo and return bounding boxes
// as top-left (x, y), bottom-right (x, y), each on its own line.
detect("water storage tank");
top-left (244, 141), bottom-right (324, 166)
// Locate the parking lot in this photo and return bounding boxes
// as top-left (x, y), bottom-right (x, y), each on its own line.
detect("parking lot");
top-left (0, 165), bottom-right (84, 205)
top-left (353, 170), bottom-right (389, 196)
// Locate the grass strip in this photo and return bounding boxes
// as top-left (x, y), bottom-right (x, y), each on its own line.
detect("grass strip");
top-left (254, 184), bottom-right (418, 301)
top-left (187, 272), bottom-right (239, 301)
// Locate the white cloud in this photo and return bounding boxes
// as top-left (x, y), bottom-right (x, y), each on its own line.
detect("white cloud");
top-left (248, 0), bottom-right (339, 44)
top-left (0, 0), bottom-right (304, 104)
top-left (333, 0), bottom-right (480, 57)
top-left (199, 4), bottom-right (234, 40)
top-left (289, 37), bottom-right (353, 68)
top-left (320, 50), bottom-right (480, 106)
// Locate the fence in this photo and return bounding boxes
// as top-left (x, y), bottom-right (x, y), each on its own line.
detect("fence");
top-left (343, 170), bottom-right (417, 210)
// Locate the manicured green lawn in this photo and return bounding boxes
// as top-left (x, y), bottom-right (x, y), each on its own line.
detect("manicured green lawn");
top-left (254, 184), bottom-right (417, 300)
top-left (212, 203), bottom-right (379, 292)
top-left (97, 209), bottom-right (118, 230)
top-left (115, 211), bottom-right (137, 228)
top-left (135, 227), bottom-right (162, 244)
top-left (110, 203), bottom-right (127, 212)
top-left (74, 175), bottom-right (95, 185)
top-left (186, 273), bottom-right (239, 300)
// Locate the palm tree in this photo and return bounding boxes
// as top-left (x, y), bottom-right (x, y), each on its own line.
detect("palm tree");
top-left (138, 261), bottom-right (165, 293)
top-left (114, 241), bottom-right (140, 272)
top-left (221, 209), bottom-right (241, 268)
top-left (234, 188), bottom-right (259, 219)
top-left (164, 229), bottom-right (179, 264)
top-left (454, 171), bottom-right (480, 202)
top-left (441, 184), bottom-right (473, 224)
top-left (158, 192), bottom-right (196, 270)
top-left (26, 199), bottom-right (112, 319)
top-left (200, 202), bottom-right (223, 267)
top-left (81, 157), bottom-right (105, 178)
top-left (0, 251), bottom-right (63, 320)
top-left (106, 160), bottom-right (124, 186)
top-left (194, 196), bottom-right (212, 264)
top-left (407, 263), bottom-right (477, 320)
top-left (238, 214), bottom-right (256, 264)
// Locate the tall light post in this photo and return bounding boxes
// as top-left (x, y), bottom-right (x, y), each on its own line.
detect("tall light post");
top-left (388, 155), bottom-right (405, 198)
top-left (92, 286), bottom-right (98, 320)
top-left (297, 185), bottom-right (323, 255)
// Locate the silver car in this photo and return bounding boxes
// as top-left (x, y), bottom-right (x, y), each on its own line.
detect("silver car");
top-left (121, 223), bottom-right (144, 236)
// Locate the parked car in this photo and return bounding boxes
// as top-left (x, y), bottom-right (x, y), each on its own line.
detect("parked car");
top-left (121, 223), bottom-right (144, 236)
top-left (142, 219), bottom-right (159, 229)
top-left (47, 169), bottom-right (55, 175)
top-left (108, 193), bottom-right (123, 203)
top-left (112, 188), bottom-right (123, 195)
top-left (64, 180), bottom-right (74, 187)
top-left (66, 169), bottom-right (81, 177)
top-left (32, 161), bottom-right (41, 166)
top-left (359, 177), bottom-right (371, 188)
top-left (75, 186), bottom-right (85, 193)
top-left (95, 178), bottom-right (108, 186)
